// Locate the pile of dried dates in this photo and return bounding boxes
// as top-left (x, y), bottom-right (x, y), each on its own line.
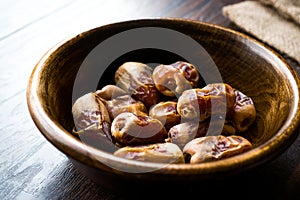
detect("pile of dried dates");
top-left (72, 61), bottom-right (256, 164)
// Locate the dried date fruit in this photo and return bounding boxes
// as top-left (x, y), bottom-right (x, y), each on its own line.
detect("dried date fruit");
top-left (202, 83), bottom-right (236, 111)
top-left (114, 62), bottom-right (160, 108)
top-left (228, 89), bottom-right (256, 132)
top-left (113, 142), bottom-right (185, 164)
top-left (183, 135), bottom-right (252, 164)
top-left (72, 92), bottom-right (111, 133)
top-left (152, 61), bottom-right (200, 97)
top-left (166, 121), bottom-right (207, 149)
top-left (166, 120), bottom-right (236, 149)
top-left (101, 94), bottom-right (147, 120)
top-left (149, 101), bottom-right (181, 130)
top-left (95, 85), bottom-right (127, 100)
top-left (177, 83), bottom-right (235, 122)
top-left (111, 112), bottom-right (168, 146)
top-left (71, 92), bottom-right (116, 152)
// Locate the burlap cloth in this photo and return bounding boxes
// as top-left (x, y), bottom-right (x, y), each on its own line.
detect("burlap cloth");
top-left (222, 0), bottom-right (300, 63)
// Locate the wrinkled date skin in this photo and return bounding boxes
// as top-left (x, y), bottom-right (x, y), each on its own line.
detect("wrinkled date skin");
top-left (72, 92), bottom-right (111, 133)
top-left (113, 142), bottom-right (185, 164)
top-left (96, 84), bottom-right (128, 100)
top-left (166, 120), bottom-right (236, 149)
top-left (111, 112), bottom-right (168, 146)
top-left (114, 62), bottom-right (160, 108)
top-left (101, 94), bottom-right (147, 120)
top-left (71, 92), bottom-right (117, 153)
top-left (227, 89), bottom-right (257, 132)
top-left (177, 83), bottom-right (236, 122)
top-left (152, 61), bottom-right (200, 97)
top-left (166, 121), bottom-right (207, 149)
top-left (149, 101), bottom-right (181, 131)
top-left (183, 135), bottom-right (252, 163)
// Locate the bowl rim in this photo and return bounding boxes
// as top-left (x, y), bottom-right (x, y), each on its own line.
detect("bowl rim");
top-left (26, 17), bottom-right (300, 175)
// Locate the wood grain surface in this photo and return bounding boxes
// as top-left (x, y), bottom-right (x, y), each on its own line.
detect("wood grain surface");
top-left (1, 0), bottom-right (300, 199)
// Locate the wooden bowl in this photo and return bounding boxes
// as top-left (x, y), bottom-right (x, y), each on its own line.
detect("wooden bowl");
top-left (27, 18), bottom-right (300, 194)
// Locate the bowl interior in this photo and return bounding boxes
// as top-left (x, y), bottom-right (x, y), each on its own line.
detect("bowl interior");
top-left (30, 19), bottom-right (299, 174)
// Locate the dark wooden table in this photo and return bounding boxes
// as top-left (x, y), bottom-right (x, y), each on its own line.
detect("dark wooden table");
top-left (1, 0), bottom-right (300, 199)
